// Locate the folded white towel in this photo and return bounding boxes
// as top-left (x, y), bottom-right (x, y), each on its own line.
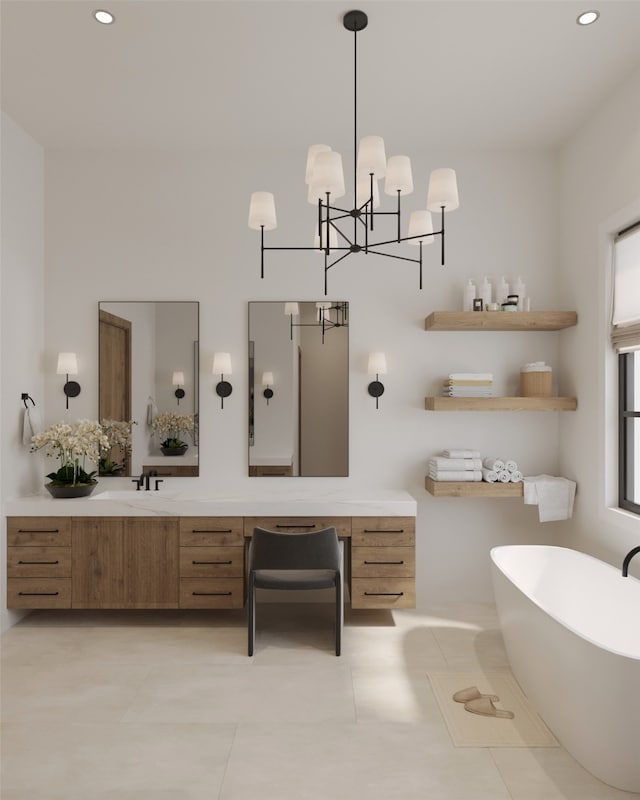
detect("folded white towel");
top-left (22, 406), bottom-right (42, 446)
top-left (449, 372), bottom-right (493, 381)
top-left (442, 449), bottom-right (481, 459)
top-left (429, 457), bottom-right (483, 470)
top-left (428, 469), bottom-right (483, 481)
top-left (510, 470), bottom-right (523, 483)
top-left (482, 467), bottom-right (498, 483)
top-left (504, 459), bottom-right (518, 473)
top-left (483, 457), bottom-right (505, 471)
top-left (497, 470), bottom-right (511, 483)
top-left (523, 475), bottom-right (577, 522)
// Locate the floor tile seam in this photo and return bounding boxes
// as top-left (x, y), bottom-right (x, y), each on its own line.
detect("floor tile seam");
top-left (488, 746), bottom-right (517, 800)
top-left (216, 723), bottom-right (240, 800)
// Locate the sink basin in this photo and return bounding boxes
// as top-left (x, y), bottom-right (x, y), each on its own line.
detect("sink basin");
top-left (90, 490), bottom-right (181, 501)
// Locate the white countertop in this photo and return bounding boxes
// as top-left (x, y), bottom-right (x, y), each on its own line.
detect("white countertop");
top-left (4, 488), bottom-right (417, 517)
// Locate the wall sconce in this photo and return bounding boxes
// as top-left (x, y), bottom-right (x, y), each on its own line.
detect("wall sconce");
top-left (262, 371), bottom-right (274, 405)
top-left (172, 371), bottom-right (186, 405)
top-left (284, 302), bottom-right (300, 341)
top-left (56, 352), bottom-right (80, 409)
top-left (213, 352), bottom-right (233, 409)
top-left (367, 352), bottom-right (387, 409)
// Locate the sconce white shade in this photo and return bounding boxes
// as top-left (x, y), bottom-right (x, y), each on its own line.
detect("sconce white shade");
top-left (305, 144), bottom-right (332, 184)
top-left (56, 352), bottom-right (78, 375)
top-left (384, 155), bottom-right (414, 196)
top-left (314, 222), bottom-right (339, 251)
top-left (284, 302), bottom-right (300, 317)
top-left (248, 191), bottom-right (278, 230)
top-left (212, 352), bottom-right (232, 375)
top-left (172, 371), bottom-right (185, 386)
top-left (357, 135), bottom-right (387, 178)
top-left (316, 301), bottom-right (332, 322)
top-left (262, 371), bottom-right (274, 387)
top-left (426, 168), bottom-right (459, 212)
top-left (355, 174), bottom-right (380, 209)
top-left (368, 352), bottom-right (387, 376)
top-left (407, 210), bottom-right (434, 245)
top-left (308, 151), bottom-right (346, 202)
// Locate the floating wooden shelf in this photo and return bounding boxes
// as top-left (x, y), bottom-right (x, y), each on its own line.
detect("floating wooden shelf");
top-left (425, 477), bottom-right (524, 497)
top-left (424, 311), bottom-right (577, 331)
top-left (425, 396), bottom-right (577, 411)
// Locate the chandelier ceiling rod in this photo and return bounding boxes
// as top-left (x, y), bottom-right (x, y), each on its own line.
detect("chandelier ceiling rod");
top-left (248, 9), bottom-right (460, 295)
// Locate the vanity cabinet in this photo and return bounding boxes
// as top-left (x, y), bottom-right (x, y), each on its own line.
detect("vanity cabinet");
top-left (179, 517), bottom-right (244, 608)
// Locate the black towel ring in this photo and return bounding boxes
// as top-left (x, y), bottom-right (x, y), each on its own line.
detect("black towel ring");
top-left (21, 393), bottom-right (36, 408)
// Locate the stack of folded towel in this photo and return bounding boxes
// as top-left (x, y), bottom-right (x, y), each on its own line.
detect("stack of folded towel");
top-left (482, 457), bottom-right (523, 484)
top-left (428, 449), bottom-right (483, 482)
top-left (443, 373), bottom-right (493, 397)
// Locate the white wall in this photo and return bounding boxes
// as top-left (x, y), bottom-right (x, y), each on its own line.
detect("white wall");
top-left (40, 147), bottom-right (566, 605)
top-left (1, 113), bottom-right (45, 631)
top-left (559, 64), bottom-right (640, 568)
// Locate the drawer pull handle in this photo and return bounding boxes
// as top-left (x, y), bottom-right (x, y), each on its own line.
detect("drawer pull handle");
top-left (275, 524), bottom-right (317, 529)
top-left (364, 592), bottom-right (405, 597)
top-left (17, 560), bottom-right (60, 565)
top-left (17, 529), bottom-right (60, 534)
top-left (363, 529), bottom-right (404, 534)
top-left (18, 591), bottom-right (60, 596)
top-left (191, 529), bottom-right (233, 534)
top-left (192, 560), bottom-right (233, 565)
top-left (191, 591), bottom-right (233, 596)
top-left (363, 560), bottom-right (404, 565)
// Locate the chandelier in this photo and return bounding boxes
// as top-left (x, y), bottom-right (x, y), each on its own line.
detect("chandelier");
top-left (284, 301), bottom-right (349, 344)
top-left (248, 9), bottom-right (459, 296)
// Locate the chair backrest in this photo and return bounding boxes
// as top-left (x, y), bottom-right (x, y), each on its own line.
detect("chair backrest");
top-left (248, 527), bottom-right (340, 572)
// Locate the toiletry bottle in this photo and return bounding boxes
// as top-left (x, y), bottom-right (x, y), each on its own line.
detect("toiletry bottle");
top-left (496, 276), bottom-right (509, 305)
top-left (480, 276), bottom-right (492, 308)
top-left (463, 279), bottom-right (477, 311)
top-left (513, 276), bottom-right (526, 311)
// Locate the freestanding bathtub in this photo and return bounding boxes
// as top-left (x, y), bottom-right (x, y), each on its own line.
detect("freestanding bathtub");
top-left (491, 544), bottom-right (640, 793)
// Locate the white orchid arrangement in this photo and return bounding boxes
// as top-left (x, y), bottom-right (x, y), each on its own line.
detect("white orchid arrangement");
top-left (99, 419), bottom-right (137, 475)
top-left (31, 420), bottom-right (109, 486)
top-left (151, 412), bottom-right (195, 448)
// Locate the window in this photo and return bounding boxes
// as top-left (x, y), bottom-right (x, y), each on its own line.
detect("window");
top-left (613, 222), bottom-right (640, 514)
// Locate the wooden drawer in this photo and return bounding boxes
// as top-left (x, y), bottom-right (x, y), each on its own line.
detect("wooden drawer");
top-left (142, 464), bottom-right (198, 477)
top-left (351, 546), bottom-right (415, 578)
top-left (244, 517), bottom-right (352, 538)
top-left (180, 546), bottom-right (244, 578)
top-left (179, 517), bottom-right (244, 546)
top-left (249, 465), bottom-right (293, 476)
top-left (7, 546), bottom-right (71, 578)
top-left (7, 517), bottom-right (71, 547)
top-left (179, 578), bottom-right (244, 609)
top-left (350, 578), bottom-right (415, 609)
top-left (7, 578), bottom-right (72, 609)
top-left (351, 516), bottom-right (415, 546)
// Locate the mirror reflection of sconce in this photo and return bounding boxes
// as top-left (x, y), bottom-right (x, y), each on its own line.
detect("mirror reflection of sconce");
top-left (172, 371), bottom-right (186, 405)
top-left (367, 352), bottom-right (387, 409)
top-left (262, 371), bottom-right (274, 405)
top-left (57, 352), bottom-right (80, 409)
top-left (284, 302), bottom-right (299, 340)
top-left (213, 352), bottom-right (233, 409)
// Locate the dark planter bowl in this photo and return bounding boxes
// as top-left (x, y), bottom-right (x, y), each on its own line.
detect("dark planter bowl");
top-left (45, 482), bottom-right (97, 499)
top-left (161, 445), bottom-right (188, 456)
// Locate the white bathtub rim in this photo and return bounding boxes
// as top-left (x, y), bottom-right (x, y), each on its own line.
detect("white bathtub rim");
top-left (490, 544), bottom-right (640, 662)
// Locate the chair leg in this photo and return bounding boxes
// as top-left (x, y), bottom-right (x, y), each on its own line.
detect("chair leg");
top-left (248, 575), bottom-right (255, 657)
top-left (335, 573), bottom-right (343, 656)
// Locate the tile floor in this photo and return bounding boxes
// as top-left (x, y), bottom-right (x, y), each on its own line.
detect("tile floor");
top-left (1, 602), bottom-right (637, 799)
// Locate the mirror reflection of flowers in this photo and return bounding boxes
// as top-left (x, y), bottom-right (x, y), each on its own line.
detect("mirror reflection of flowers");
top-left (151, 412), bottom-right (195, 449)
top-left (99, 419), bottom-right (137, 476)
top-left (31, 420), bottom-right (109, 486)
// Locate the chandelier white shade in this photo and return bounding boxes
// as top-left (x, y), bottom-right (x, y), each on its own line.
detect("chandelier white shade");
top-left (250, 9), bottom-right (459, 295)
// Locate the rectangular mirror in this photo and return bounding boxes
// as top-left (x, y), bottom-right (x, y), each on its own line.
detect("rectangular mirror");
top-left (248, 301), bottom-right (348, 477)
top-left (99, 301), bottom-right (199, 477)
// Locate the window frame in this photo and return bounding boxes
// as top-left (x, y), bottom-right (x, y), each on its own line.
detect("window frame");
top-left (618, 348), bottom-right (640, 515)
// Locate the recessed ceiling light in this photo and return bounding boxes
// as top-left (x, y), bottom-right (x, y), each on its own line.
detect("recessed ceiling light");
top-left (577, 10), bottom-right (599, 25)
top-left (93, 9), bottom-right (115, 25)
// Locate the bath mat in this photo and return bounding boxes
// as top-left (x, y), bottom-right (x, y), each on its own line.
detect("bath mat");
top-left (428, 671), bottom-right (558, 748)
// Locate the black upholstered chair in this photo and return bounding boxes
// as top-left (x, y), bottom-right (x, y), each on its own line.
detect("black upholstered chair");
top-left (247, 527), bottom-right (343, 656)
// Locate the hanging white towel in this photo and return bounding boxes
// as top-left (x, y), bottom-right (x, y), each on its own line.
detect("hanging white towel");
top-left (22, 406), bottom-right (42, 446)
top-left (146, 397), bottom-right (158, 426)
top-left (523, 475), bottom-right (577, 522)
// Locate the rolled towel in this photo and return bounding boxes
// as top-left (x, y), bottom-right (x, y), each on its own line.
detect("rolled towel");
top-left (504, 460), bottom-right (518, 473)
top-left (482, 467), bottom-right (498, 483)
top-left (442, 449), bottom-right (481, 459)
top-left (428, 469), bottom-right (483, 482)
top-left (429, 457), bottom-right (483, 471)
top-left (483, 457), bottom-right (505, 471)
top-left (510, 470), bottom-right (523, 483)
top-left (497, 470), bottom-right (511, 483)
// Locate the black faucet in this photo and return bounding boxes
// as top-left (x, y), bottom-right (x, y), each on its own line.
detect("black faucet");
top-left (621, 545), bottom-right (640, 577)
top-left (132, 470), bottom-right (158, 491)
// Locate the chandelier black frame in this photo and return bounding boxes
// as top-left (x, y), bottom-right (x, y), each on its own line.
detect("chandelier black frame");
top-left (287, 301), bottom-right (349, 344)
top-left (249, 10), bottom-right (458, 296)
